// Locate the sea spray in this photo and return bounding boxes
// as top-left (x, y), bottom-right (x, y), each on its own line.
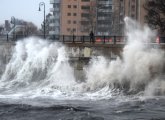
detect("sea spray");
top-left (0, 18), bottom-right (164, 100)
top-left (84, 17), bottom-right (165, 95)
top-left (0, 38), bottom-right (74, 94)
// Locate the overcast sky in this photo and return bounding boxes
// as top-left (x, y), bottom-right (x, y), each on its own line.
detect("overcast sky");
top-left (0, 0), bottom-right (51, 28)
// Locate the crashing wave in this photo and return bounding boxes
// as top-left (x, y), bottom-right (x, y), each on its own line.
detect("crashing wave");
top-left (0, 18), bottom-right (164, 100)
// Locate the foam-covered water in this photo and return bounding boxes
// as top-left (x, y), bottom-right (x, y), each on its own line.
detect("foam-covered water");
top-left (0, 18), bottom-right (165, 119)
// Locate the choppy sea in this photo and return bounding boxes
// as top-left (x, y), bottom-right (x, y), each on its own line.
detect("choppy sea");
top-left (0, 96), bottom-right (165, 120)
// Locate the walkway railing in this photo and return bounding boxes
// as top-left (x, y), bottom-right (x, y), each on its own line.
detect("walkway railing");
top-left (0, 34), bottom-right (165, 44)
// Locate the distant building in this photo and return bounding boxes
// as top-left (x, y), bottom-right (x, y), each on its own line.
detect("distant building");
top-left (0, 20), bottom-right (11, 34)
top-left (49, 0), bottom-right (61, 36)
top-left (60, 0), bottom-right (96, 36)
top-left (112, 0), bottom-right (125, 35)
top-left (96, 0), bottom-right (113, 36)
top-left (49, 0), bottom-right (147, 36)
top-left (60, 0), bottom-right (113, 36)
top-left (5, 20), bottom-right (11, 32)
top-left (112, 0), bottom-right (147, 35)
top-left (45, 13), bottom-right (52, 35)
top-left (0, 25), bottom-right (4, 35)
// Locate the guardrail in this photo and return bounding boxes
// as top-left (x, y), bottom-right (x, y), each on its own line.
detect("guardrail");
top-left (0, 34), bottom-right (45, 41)
top-left (0, 34), bottom-right (165, 44)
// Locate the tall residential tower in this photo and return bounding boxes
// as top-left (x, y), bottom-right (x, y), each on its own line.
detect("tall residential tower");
top-left (96, 0), bottom-right (113, 35)
top-left (49, 0), bottom-right (61, 38)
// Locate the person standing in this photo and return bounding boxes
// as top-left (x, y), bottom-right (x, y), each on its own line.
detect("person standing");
top-left (89, 31), bottom-right (94, 43)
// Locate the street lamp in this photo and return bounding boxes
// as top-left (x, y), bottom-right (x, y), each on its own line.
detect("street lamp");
top-left (11, 16), bottom-right (16, 40)
top-left (38, 2), bottom-right (46, 39)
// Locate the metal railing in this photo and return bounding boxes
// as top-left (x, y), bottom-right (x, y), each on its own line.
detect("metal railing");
top-left (59, 35), bottom-right (128, 44)
top-left (0, 34), bottom-right (46, 41)
top-left (0, 34), bottom-right (165, 44)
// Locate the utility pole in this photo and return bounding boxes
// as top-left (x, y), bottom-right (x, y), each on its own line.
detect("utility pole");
top-left (39, 2), bottom-right (46, 39)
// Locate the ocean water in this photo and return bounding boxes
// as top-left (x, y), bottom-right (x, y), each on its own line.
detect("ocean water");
top-left (0, 96), bottom-right (165, 120)
top-left (0, 18), bottom-right (165, 120)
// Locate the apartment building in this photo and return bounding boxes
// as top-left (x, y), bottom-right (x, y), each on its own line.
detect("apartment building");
top-left (49, 0), bottom-right (60, 37)
top-left (60, 0), bottom-right (96, 36)
top-left (96, 0), bottom-right (113, 35)
top-left (112, 0), bottom-right (125, 35)
top-left (45, 13), bottom-right (52, 35)
top-left (112, 0), bottom-right (147, 35)
top-left (49, 0), bottom-right (147, 36)
top-left (137, 0), bottom-right (147, 25)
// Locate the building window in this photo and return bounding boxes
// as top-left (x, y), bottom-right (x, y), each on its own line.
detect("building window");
top-left (67, 13), bottom-right (71, 16)
top-left (67, 20), bottom-right (71, 24)
top-left (73, 28), bottom-right (76, 32)
top-left (73, 5), bottom-right (77, 9)
top-left (73, 13), bottom-right (77, 16)
top-left (68, 5), bottom-right (71, 8)
top-left (73, 21), bottom-right (77, 24)
top-left (132, 5), bottom-right (135, 11)
top-left (131, 14), bottom-right (135, 18)
top-left (81, 13), bottom-right (90, 18)
top-left (81, 21), bottom-right (90, 25)
top-left (67, 28), bottom-right (71, 32)
top-left (81, 6), bottom-right (90, 10)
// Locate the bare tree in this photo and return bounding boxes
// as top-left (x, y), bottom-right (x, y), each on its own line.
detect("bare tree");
top-left (41, 13), bottom-right (52, 35)
top-left (24, 22), bottom-right (38, 35)
top-left (144, 0), bottom-right (165, 35)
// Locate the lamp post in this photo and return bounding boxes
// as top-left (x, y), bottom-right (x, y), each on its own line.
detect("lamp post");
top-left (39, 2), bottom-right (46, 39)
top-left (11, 16), bottom-right (16, 40)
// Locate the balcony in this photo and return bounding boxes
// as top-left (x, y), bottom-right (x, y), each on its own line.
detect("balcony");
top-left (49, 30), bottom-right (59, 35)
top-left (50, 7), bottom-right (60, 12)
top-left (50, 15), bottom-right (55, 20)
top-left (98, 17), bottom-right (107, 20)
top-left (98, 1), bottom-right (112, 5)
top-left (49, 23), bottom-right (59, 27)
top-left (49, 15), bottom-right (60, 20)
top-left (49, 23), bottom-right (55, 27)
top-left (50, 0), bottom-right (60, 4)
top-left (49, 31), bottom-right (56, 35)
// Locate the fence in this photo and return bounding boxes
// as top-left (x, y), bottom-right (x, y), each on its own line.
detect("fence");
top-left (0, 34), bottom-right (165, 44)
top-left (0, 34), bottom-right (45, 41)
top-left (0, 34), bottom-right (128, 44)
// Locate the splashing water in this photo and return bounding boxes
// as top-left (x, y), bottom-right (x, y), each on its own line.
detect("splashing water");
top-left (0, 18), bottom-right (164, 101)
top-left (85, 18), bottom-right (165, 96)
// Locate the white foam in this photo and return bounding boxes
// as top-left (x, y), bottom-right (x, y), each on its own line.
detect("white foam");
top-left (0, 18), bottom-right (164, 101)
